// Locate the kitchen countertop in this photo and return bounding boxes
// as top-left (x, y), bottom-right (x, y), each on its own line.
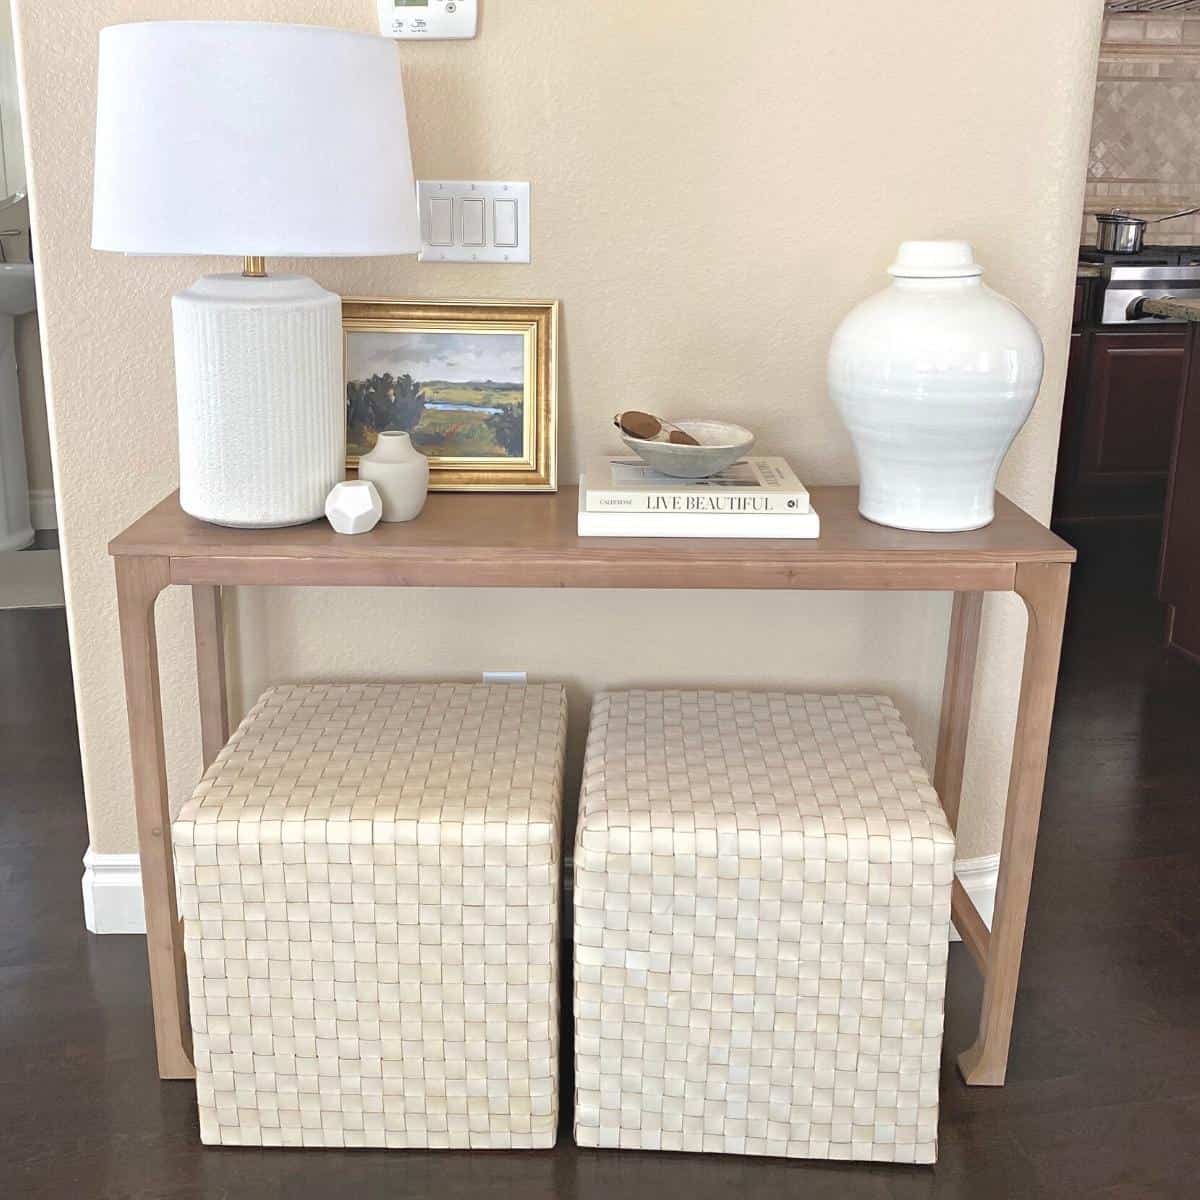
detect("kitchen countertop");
top-left (1140, 297), bottom-right (1200, 321)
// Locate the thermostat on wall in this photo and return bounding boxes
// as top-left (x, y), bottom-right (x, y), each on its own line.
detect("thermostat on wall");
top-left (377, 0), bottom-right (477, 39)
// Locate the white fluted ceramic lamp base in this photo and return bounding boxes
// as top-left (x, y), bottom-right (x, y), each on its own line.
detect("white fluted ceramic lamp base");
top-left (172, 274), bottom-right (344, 528)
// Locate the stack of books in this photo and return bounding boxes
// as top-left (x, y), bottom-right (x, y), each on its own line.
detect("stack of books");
top-left (577, 456), bottom-right (819, 538)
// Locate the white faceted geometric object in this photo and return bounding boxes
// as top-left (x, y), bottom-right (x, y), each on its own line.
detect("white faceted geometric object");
top-left (325, 480), bottom-right (382, 534)
top-left (172, 682), bottom-right (568, 1148)
top-left (574, 689), bottom-right (956, 1164)
top-left (173, 274), bottom-right (345, 527)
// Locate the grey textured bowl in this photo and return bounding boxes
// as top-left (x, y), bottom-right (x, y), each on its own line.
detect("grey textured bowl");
top-left (620, 419), bottom-right (755, 479)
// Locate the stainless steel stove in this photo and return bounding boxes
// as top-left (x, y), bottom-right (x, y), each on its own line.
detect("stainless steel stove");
top-left (1081, 243), bottom-right (1200, 325)
top-left (1100, 264), bottom-right (1200, 324)
top-left (1079, 243), bottom-right (1200, 267)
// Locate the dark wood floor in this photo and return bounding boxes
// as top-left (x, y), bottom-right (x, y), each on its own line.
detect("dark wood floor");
top-left (1, 520), bottom-right (1198, 1198)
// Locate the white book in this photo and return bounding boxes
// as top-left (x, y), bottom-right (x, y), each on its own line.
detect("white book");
top-left (582, 456), bottom-right (810, 514)
top-left (577, 481), bottom-right (820, 539)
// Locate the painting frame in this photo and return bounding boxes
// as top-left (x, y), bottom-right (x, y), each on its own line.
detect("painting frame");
top-left (341, 297), bottom-right (558, 492)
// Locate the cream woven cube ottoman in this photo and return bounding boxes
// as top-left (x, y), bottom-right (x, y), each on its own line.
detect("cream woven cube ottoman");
top-left (173, 682), bottom-right (567, 1149)
top-left (573, 690), bottom-right (955, 1163)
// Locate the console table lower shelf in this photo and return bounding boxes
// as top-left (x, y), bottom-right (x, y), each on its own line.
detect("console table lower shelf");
top-left (108, 485), bottom-right (1075, 1087)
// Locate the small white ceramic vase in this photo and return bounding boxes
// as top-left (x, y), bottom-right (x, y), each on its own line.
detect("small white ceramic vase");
top-left (325, 479), bottom-right (382, 534)
top-left (828, 240), bottom-right (1044, 532)
top-left (357, 431), bottom-right (429, 522)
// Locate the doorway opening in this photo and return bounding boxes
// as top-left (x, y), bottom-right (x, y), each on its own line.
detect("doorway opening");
top-left (1054, 1), bottom-right (1200, 664)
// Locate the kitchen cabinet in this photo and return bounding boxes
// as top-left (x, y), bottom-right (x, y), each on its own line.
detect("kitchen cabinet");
top-left (1160, 325), bottom-right (1200, 663)
top-left (1081, 333), bottom-right (1184, 483)
top-left (1054, 328), bottom-right (1186, 520)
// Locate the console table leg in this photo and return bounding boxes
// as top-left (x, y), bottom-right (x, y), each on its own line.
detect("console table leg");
top-left (192, 585), bottom-right (229, 771)
top-left (115, 556), bottom-right (194, 1080)
top-left (935, 590), bottom-right (983, 834)
top-left (958, 560), bottom-right (1070, 1086)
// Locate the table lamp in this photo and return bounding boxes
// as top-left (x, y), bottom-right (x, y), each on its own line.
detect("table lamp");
top-left (92, 21), bottom-right (420, 528)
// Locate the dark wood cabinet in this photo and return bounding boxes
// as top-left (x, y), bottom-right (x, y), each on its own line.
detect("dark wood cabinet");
top-left (1054, 332), bottom-right (1088, 515)
top-left (1072, 279), bottom-right (1088, 328)
top-left (1081, 333), bottom-right (1184, 482)
top-left (1160, 325), bottom-right (1200, 664)
top-left (1054, 328), bottom-right (1186, 520)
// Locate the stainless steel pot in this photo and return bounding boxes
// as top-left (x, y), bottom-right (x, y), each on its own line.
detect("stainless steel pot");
top-left (1096, 206), bottom-right (1200, 254)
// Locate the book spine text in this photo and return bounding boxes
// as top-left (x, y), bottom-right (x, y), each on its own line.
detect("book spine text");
top-left (586, 492), bottom-right (808, 514)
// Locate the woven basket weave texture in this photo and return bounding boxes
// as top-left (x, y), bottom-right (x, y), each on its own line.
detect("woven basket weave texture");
top-left (573, 689), bottom-right (955, 1163)
top-left (173, 681), bottom-right (567, 1149)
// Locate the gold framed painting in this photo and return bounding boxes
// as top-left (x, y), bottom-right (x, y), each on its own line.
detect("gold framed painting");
top-left (342, 298), bottom-right (558, 491)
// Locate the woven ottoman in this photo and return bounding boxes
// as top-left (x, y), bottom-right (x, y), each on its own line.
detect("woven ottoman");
top-left (173, 682), bottom-right (567, 1149)
top-left (573, 690), bottom-right (955, 1163)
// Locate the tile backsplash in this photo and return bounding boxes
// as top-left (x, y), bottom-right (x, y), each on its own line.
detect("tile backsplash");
top-left (1085, 13), bottom-right (1200, 245)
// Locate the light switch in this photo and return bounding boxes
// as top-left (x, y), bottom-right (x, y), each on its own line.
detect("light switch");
top-left (377, 0), bottom-right (478, 39)
top-left (416, 181), bottom-right (531, 263)
top-left (427, 196), bottom-right (453, 246)
top-left (460, 198), bottom-right (486, 246)
top-left (494, 198), bottom-right (518, 248)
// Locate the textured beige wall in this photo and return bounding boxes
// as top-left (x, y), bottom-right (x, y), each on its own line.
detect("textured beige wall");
top-left (14, 0), bottom-right (1103, 861)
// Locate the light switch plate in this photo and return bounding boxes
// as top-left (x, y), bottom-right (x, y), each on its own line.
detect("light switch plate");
top-left (417, 181), bottom-right (530, 263)
top-left (377, 0), bottom-right (478, 40)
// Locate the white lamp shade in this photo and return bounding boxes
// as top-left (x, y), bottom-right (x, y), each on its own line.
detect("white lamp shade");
top-left (92, 21), bottom-right (420, 257)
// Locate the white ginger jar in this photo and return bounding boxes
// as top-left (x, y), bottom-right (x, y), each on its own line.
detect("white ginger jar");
top-left (828, 240), bottom-right (1044, 532)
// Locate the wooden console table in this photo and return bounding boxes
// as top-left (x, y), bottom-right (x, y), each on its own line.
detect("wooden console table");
top-left (109, 486), bottom-right (1074, 1086)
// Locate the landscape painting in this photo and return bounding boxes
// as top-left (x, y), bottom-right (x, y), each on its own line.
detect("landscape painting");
top-left (342, 299), bottom-right (558, 492)
top-left (346, 328), bottom-right (527, 461)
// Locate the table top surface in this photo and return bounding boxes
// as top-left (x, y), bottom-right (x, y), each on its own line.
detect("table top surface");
top-left (110, 487), bottom-right (1074, 572)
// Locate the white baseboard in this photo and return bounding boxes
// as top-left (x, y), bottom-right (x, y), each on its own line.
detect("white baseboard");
top-left (953, 853), bottom-right (999, 938)
top-left (80, 846), bottom-right (998, 939)
top-left (82, 849), bottom-right (145, 934)
top-left (28, 487), bottom-right (56, 529)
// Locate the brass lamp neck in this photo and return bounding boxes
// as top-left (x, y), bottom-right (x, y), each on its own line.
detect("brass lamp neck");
top-left (242, 256), bottom-right (266, 278)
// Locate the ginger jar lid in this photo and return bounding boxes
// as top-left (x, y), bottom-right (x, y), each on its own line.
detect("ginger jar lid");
top-left (887, 240), bottom-right (983, 279)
